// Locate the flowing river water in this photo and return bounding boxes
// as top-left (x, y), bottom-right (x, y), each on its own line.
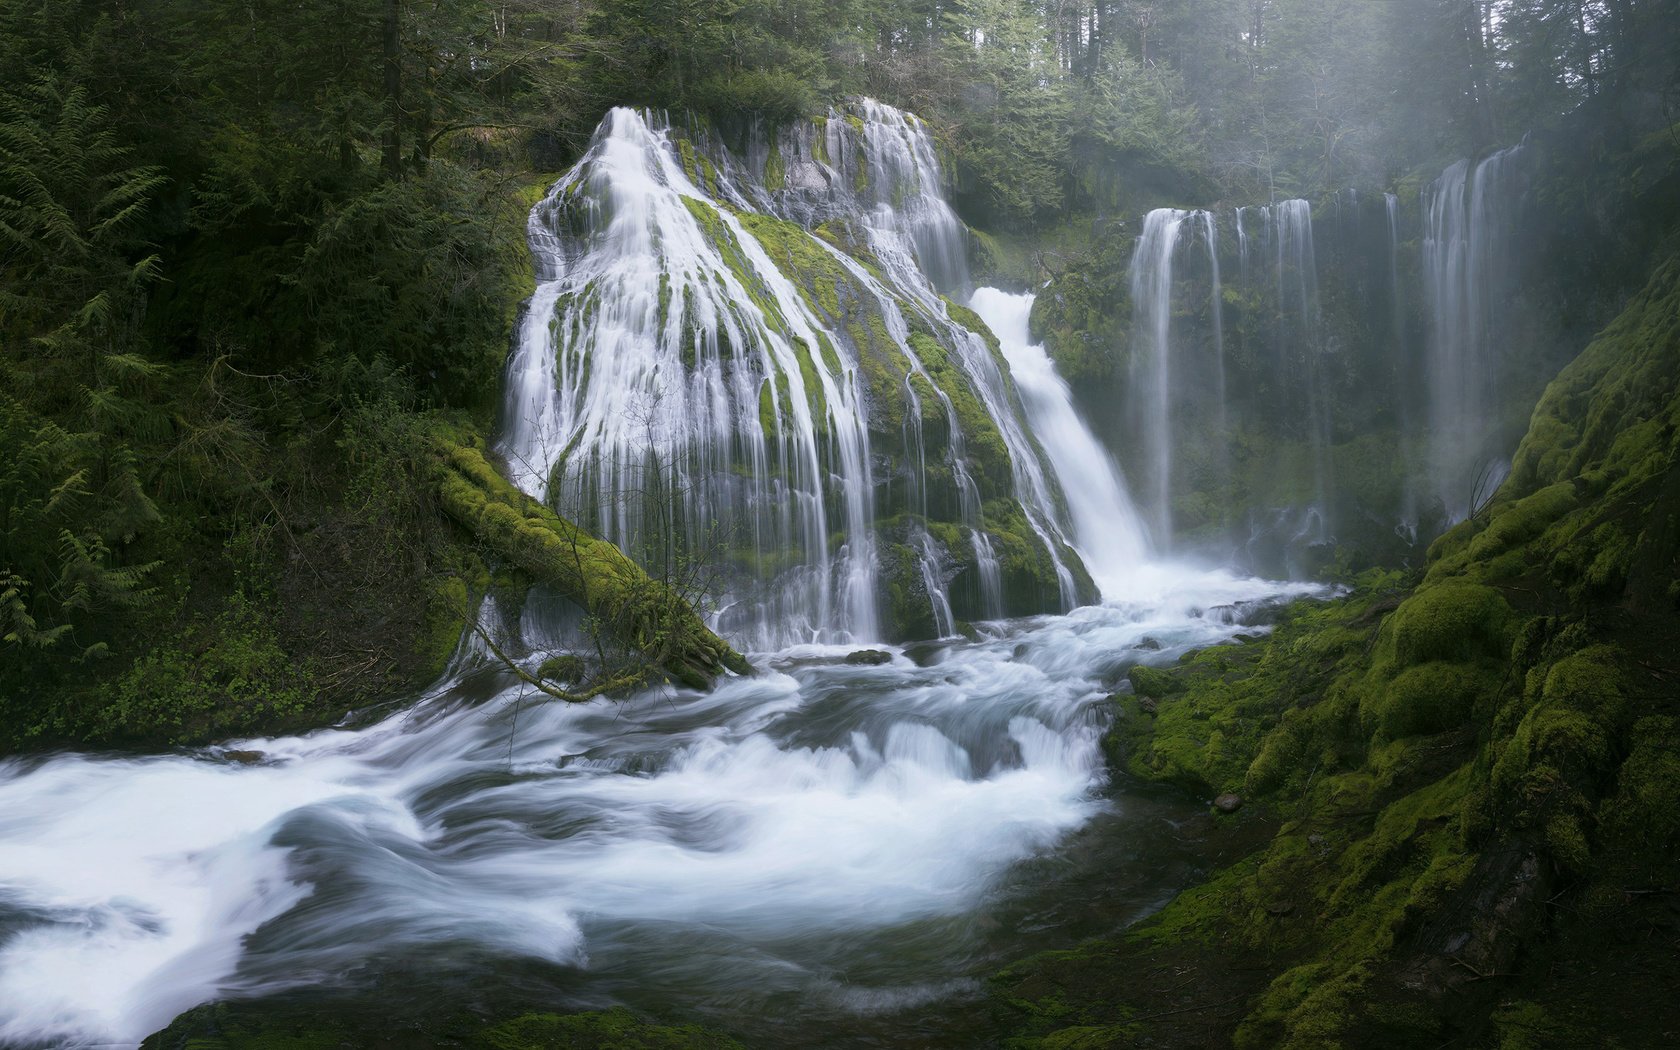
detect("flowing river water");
top-left (0, 568), bottom-right (1318, 1048)
top-left (0, 101), bottom-right (1329, 1047)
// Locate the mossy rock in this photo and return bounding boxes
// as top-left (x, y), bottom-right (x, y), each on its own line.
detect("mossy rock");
top-left (429, 428), bottom-right (750, 689)
top-left (1362, 660), bottom-right (1499, 739)
top-left (1127, 664), bottom-right (1184, 700)
top-left (141, 1003), bottom-right (742, 1050)
top-left (1381, 582), bottom-right (1512, 667)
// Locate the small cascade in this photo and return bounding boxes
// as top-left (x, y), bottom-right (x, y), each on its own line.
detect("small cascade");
top-left (971, 289), bottom-right (1149, 597)
top-left (501, 102), bottom-right (1090, 648)
top-left (1421, 144), bottom-right (1526, 521)
top-left (916, 528), bottom-right (958, 637)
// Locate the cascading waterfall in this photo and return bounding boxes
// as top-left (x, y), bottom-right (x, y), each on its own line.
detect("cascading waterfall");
top-left (969, 289), bottom-right (1149, 596)
top-left (1421, 144), bottom-right (1526, 522)
top-left (500, 102), bottom-right (1093, 647)
top-left (500, 108), bottom-right (878, 647)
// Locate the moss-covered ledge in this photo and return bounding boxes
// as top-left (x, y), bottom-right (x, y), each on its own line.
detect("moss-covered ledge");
top-left (430, 430), bottom-right (750, 693)
top-left (997, 255), bottom-right (1680, 1050)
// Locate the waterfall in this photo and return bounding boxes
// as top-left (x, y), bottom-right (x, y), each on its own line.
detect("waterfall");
top-left (1235, 201), bottom-right (1331, 541)
top-left (1386, 191), bottom-right (1419, 537)
top-left (499, 108), bottom-right (878, 648)
top-left (969, 289), bottom-right (1149, 596)
top-left (1421, 144), bottom-right (1525, 521)
top-left (1128, 209), bottom-right (1190, 545)
top-left (1124, 200), bottom-right (1331, 557)
top-left (500, 103), bottom-right (1089, 648)
top-left (1272, 199), bottom-right (1331, 541)
top-left (1203, 210), bottom-right (1229, 529)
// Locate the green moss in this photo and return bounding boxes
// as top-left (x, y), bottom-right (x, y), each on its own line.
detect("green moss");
top-left (1380, 582), bottom-right (1512, 666)
top-left (1595, 715), bottom-right (1680, 885)
top-left (431, 433), bottom-right (749, 688)
top-left (674, 137), bottom-right (719, 196)
top-left (1465, 481), bottom-right (1579, 564)
top-left (476, 1008), bottom-right (743, 1049)
top-left (139, 1003), bottom-right (742, 1050)
top-left (1489, 1000), bottom-right (1599, 1049)
top-left (1362, 659), bottom-right (1497, 739)
top-left (1127, 663), bottom-right (1183, 699)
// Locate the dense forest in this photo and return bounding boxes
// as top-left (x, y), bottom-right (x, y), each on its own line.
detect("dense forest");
top-left (3, 0), bottom-right (1680, 1047)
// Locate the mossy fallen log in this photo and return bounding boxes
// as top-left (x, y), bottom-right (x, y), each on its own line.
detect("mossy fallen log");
top-left (430, 433), bottom-right (750, 693)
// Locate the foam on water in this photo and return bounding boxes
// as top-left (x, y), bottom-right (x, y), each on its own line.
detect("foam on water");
top-left (0, 569), bottom-right (1318, 1049)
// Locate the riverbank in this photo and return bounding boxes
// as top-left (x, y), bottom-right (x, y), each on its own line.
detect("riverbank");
top-left (995, 255), bottom-right (1680, 1049)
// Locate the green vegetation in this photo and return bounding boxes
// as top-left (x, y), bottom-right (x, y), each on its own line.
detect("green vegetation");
top-left (2, 0), bottom-right (1678, 1043)
top-left (433, 431), bottom-right (749, 692)
top-left (1000, 254), bottom-right (1680, 1048)
top-left (141, 1002), bottom-right (742, 1050)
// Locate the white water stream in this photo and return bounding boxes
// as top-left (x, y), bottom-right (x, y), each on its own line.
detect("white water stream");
top-left (0, 569), bottom-right (1317, 1049)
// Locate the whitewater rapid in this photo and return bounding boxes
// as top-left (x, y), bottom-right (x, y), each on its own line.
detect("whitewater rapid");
top-left (0, 570), bottom-right (1318, 1048)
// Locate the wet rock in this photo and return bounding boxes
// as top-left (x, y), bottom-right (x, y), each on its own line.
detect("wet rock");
top-left (222, 750), bottom-right (264, 765)
top-left (844, 649), bottom-right (894, 666)
top-left (1213, 792), bottom-right (1244, 814)
top-left (901, 641), bottom-right (947, 667)
top-left (1137, 696), bottom-right (1159, 715)
top-left (1136, 636), bottom-right (1163, 651)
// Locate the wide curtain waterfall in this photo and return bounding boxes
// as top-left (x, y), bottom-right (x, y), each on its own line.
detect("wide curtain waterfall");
top-left (1123, 200), bottom-right (1329, 557)
top-left (499, 102), bottom-right (1142, 648)
top-left (1111, 149), bottom-right (1527, 565)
